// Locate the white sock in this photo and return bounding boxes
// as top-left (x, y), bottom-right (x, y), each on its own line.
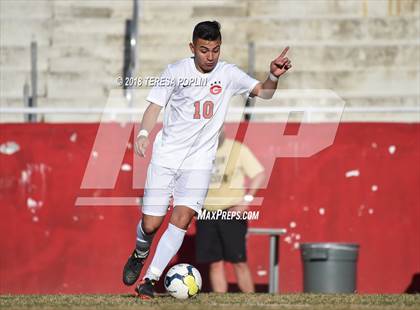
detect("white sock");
top-left (144, 223), bottom-right (186, 281)
top-left (136, 220), bottom-right (155, 258)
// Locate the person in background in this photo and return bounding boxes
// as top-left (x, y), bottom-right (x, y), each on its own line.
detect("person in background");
top-left (195, 129), bottom-right (266, 293)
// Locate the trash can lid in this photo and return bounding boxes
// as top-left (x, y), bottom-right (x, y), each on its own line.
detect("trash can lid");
top-left (300, 242), bottom-right (359, 251)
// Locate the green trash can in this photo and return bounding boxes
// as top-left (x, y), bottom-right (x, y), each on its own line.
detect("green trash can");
top-left (300, 243), bottom-right (359, 293)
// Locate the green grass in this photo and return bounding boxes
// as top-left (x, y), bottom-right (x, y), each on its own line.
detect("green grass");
top-left (1, 293), bottom-right (420, 310)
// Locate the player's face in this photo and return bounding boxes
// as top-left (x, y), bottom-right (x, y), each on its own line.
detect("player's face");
top-left (189, 38), bottom-right (221, 73)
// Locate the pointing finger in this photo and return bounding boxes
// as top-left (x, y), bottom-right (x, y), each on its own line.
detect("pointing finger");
top-left (279, 46), bottom-right (289, 59)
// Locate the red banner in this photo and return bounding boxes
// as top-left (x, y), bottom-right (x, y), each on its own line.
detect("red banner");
top-left (0, 123), bottom-right (419, 294)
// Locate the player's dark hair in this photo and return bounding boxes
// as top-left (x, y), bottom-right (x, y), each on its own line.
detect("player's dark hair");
top-left (192, 21), bottom-right (222, 42)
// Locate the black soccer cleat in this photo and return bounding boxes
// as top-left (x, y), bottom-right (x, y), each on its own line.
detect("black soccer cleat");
top-left (122, 249), bottom-right (148, 286)
top-left (135, 278), bottom-right (156, 299)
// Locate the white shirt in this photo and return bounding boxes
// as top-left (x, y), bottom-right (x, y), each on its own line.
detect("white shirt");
top-left (146, 57), bottom-right (259, 170)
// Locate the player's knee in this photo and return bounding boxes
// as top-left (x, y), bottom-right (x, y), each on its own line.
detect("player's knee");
top-left (210, 261), bottom-right (224, 272)
top-left (141, 220), bottom-right (160, 235)
top-left (170, 216), bottom-right (190, 230)
top-left (170, 208), bottom-right (194, 230)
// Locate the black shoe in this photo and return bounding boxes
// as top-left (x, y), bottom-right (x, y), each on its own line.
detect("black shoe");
top-left (122, 249), bottom-right (148, 286)
top-left (135, 278), bottom-right (156, 299)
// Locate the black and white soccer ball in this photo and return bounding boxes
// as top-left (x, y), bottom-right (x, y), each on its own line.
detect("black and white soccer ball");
top-left (164, 263), bottom-right (202, 299)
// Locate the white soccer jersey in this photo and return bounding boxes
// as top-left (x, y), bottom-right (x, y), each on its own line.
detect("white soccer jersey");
top-left (146, 57), bottom-right (259, 170)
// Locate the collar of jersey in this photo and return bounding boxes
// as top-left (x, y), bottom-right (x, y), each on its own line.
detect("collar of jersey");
top-left (189, 57), bottom-right (219, 78)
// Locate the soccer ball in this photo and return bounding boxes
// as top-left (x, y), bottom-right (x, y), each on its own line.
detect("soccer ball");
top-left (164, 263), bottom-right (202, 299)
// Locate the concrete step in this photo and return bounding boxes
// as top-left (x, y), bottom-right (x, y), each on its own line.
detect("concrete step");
top-left (136, 16), bottom-right (419, 42)
top-left (51, 31), bottom-right (124, 48)
top-left (248, 0), bottom-right (363, 17)
top-left (137, 42), bottom-right (249, 70)
top-left (137, 31), bottom-right (247, 46)
top-left (247, 0), bottom-right (419, 17)
top-left (52, 18), bottom-right (126, 36)
top-left (0, 0), bottom-right (53, 20)
top-left (47, 43), bottom-right (123, 63)
top-left (1, 47), bottom-right (49, 72)
top-left (136, 42), bottom-right (419, 75)
top-left (0, 71), bottom-right (47, 98)
top-left (0, 19), bottom-right (52, 47)
top-left (5, 69), bottom-right (417, 100)
top-left (140, 1), bottom-right (247, 20)
top-left (254, 43), bottom-right (420, 71)
top-left (0, 46), bottom-right (123, 76)
top-left (52, 0), bottom-right (132, 9)
top-left (2, 13), bottom-right (417, 49)
top-left (246, 16), bottom-right (420, 42)
top-left (141, 0), bottom-right (419, 19)
top-left (2, 66), bottom-right (417, 103)
top-left (254, 69), bottom-right (419, 94)
top-left (190, 3), bottom-right (248, 18)
top-left (48, 59), bottom-right (121, 79)
top-left (46, 72), bottom-right (115, 100)
top-left (53, 0), bottom-right (131, 20)
top-left (137, 18), bottom-right (249, 44)
top-left (3, 42), bottom-right (416, 76)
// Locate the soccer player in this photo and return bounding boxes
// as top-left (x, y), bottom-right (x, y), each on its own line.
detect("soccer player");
top-left (122, 20), bottom-right (291, 299)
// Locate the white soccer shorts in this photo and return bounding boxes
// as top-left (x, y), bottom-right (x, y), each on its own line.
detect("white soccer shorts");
top-left (141, 163), bottom-right (212, 216)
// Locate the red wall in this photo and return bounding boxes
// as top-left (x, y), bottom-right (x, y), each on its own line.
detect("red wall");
top-left (0, 123), bottom-right (419, 294)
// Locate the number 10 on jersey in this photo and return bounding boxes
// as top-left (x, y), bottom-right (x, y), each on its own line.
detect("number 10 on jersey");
top-left (193, 100), bottom-right (214, 119)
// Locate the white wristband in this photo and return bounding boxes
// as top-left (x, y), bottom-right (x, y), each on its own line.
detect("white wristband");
top-left (137, 129), bottom-right (149, 139)
top-left (269, 73), bottom-right (279, 82)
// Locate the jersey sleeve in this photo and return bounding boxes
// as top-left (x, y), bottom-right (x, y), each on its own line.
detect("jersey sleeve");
top-left (239, 144), bottom-right (265, 179)
top-left (230, 65), bottom-right (260, 97)
top-left (146, 65), bottom-right (175, 107)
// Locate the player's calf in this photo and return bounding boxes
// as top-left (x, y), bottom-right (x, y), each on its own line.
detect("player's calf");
top-left (122, 219), bottom-right (157, 286)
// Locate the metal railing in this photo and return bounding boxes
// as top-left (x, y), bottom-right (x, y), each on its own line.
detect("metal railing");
top-left (22, 41), bottom-right (37, 122)
top-left (123, 0), bottom-right (139, 108)
top-left (1, 106), bottom-right (418, 115)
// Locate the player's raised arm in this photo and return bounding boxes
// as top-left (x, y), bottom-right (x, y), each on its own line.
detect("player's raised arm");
top-left (135, 102), bottom-right (162, 157)
top-left (251, 46), bottom-right (292, 99)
